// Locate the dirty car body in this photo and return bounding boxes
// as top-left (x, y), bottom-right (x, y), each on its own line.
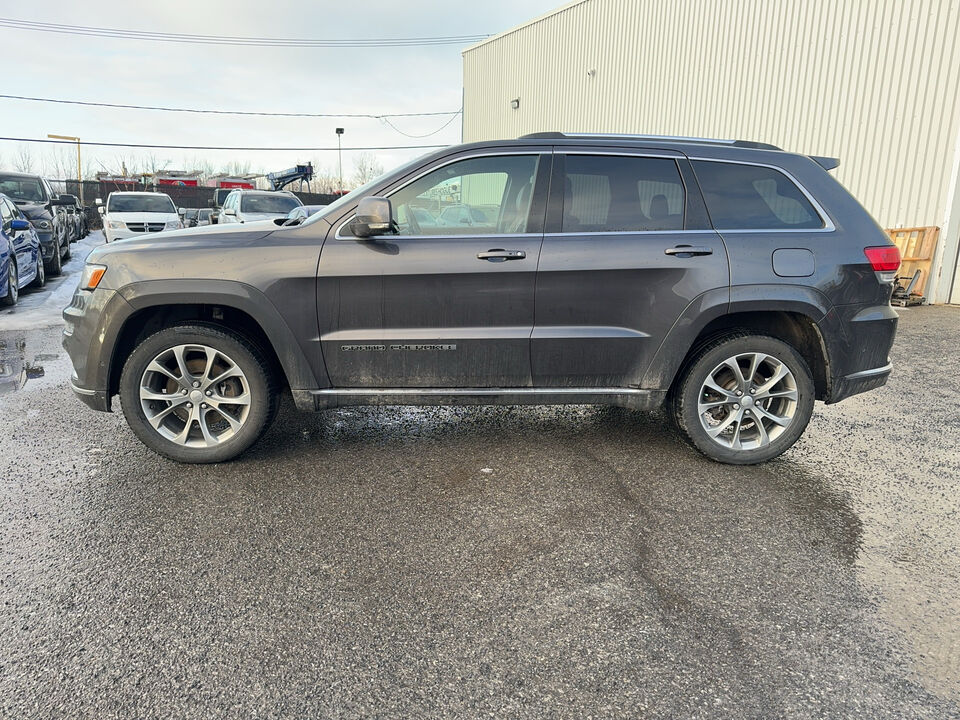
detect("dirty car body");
top-left (63, 134), bottom-right (899, 464)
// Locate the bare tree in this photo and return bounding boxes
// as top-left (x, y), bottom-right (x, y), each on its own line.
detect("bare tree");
top-left (221, 160), bottom-right (252, 177)
top-left (351, 152), bottom-right (384, 187)
top-left (13, 144), bottom-right (34, 173)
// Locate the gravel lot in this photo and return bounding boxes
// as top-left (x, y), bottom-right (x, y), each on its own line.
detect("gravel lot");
top-left (1, 268), bottom-right (958, 718)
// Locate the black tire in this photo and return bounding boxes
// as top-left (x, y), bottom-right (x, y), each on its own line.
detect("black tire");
top-left (119, 324), bottom-right (280, 463)
top-left (30, 250), bottom-right (45, 288)
top-left (45, 237), bottom-right (62, 276)
top-left (62, 238), bottom-right (71, 261)
top-left (672, 334), bottom-right (815, 465)
top-left (1, 257), bottom-right (18, 306)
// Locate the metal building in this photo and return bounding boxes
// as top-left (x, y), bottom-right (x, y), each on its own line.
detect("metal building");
top-left (462, 0), bottom-right (960, 304)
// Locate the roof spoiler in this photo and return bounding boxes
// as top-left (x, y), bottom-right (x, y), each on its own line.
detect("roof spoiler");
top-left (811, 156), bottom-right (840, 171)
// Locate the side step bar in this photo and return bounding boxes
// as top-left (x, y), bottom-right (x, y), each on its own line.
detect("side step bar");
top-left (304, 387), bottom-right (667, 412)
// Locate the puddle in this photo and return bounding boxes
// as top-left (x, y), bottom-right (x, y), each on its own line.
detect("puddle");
top-left (0, 337), bottom-right (53, 396)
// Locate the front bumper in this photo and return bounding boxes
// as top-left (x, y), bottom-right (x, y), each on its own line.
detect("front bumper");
top-left (63, 286), bottom-right (135, 413)
top-left (69, 374), bottom-right (110, 411)
top-left (36, 231), bottom-right (56, 259)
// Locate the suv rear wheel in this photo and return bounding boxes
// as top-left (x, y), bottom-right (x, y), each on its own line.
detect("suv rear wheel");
top-left (119, 324), bottom-right (279, 463)
top-left (673, 334), bottom-right (815, 464)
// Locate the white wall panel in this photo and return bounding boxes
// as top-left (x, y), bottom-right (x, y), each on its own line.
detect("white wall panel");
top-left (463, 0), bottom-right (960, 301)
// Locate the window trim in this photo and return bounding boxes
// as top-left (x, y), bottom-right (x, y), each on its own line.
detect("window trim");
top-left (688, 156), bottom-right (835, 233)
top-left (334, 150), bottom-right (549, 240)
top-left (555, 151), bottom-right (691, 235)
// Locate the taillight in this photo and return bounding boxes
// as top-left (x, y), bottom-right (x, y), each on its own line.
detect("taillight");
top-left (864, 246), bottom-right (901, 272)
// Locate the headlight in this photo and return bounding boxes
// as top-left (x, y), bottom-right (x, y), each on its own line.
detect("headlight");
top-left (108, 220), bottom-right (125, 230)
top-left (34, 219), bottom-right (51, 230)
top-left (79, 264), bottom-right (107, 291)
top-left (164, 221), bottom-right (180, 229)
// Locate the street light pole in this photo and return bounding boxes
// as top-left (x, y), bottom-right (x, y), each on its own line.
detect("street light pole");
top-left (335, 127), bottom-right (344, 195)
top-left (48, 134), bottom-right (82, 203)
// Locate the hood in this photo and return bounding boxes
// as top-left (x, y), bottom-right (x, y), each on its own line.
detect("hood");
top-left (106, 211), bottom-right (180, 224)
top-left (239, 212), bottom-right (291, 222)
top-left (153, 218), bottom-right (281, 238)
top-left (13, 201), bottom-right (53, 222)
top-left (88, 218), bottom-right (279, 261)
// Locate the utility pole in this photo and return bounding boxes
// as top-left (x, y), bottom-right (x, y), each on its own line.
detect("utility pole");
top-left (48, 134), bottom-right (82, 203)
top-left (335, 127), bottom-right (344, 195)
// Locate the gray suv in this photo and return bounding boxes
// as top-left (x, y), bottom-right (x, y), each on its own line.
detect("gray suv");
top-left (63, 133), bottom-right (900, 465)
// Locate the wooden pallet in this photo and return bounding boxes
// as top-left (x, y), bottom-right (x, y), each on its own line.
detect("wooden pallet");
top-left (885, 226), bottom-right (939, 296)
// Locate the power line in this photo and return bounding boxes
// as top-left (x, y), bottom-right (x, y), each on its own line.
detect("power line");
top-left (379, 112), bottom-right (462, 139)
top-left (0, 18), bottom-right (489, 47)
top-left (0, 93), bottom-right (461, 120)
top-left (0, 136), bottom-right (447, 152)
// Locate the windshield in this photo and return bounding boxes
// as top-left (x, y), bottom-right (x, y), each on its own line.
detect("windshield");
top-left (0, 176), bottom-right (46, 203)
top-left (240, 194), bottom-right (301, 214)
top-left (214, 188), bottom-right (232, 205)
top-left (108, 194), bottom-right (176, 213)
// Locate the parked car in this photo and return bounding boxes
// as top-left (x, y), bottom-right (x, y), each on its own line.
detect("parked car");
top-left (196, 208), bottom-right (212, 226)
top-left (67, 194), bottom-right (90, 239)
top-left (218, 190), bottom-right (302, 224)
top-left (284, 204), bottom-right (328, 224)
top-left (436, 203), bottom-right (497, 230)
top-left (1, 193), bottom-right (45, 306)
top-left (0, 171), bottom-right (73, 275)
top-left (208, 188), bottom-right (234, 225)
top-left (64, 132), bottom-right (900, 465)
top-left (97, 192), bottom-right (181, 243)
top-left (57, 193), bottom-right (83, 243)
top-left (181, 208), bottom-right (200, 228)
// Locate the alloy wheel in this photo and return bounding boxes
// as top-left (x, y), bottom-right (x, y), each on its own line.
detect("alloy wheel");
top-left (139, 344), bottom-right (252, 447)
top-left (697, 352), bottom-right (799, 451)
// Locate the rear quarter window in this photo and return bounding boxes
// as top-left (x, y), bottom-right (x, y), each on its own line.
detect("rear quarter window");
top-left (692, 160), bottom-right (824, 230)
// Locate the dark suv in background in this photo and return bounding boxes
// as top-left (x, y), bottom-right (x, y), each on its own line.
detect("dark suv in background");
top-left (0, 172), bottom-right (73, 275)
top-left (63, 133), bottom-right (900, 464)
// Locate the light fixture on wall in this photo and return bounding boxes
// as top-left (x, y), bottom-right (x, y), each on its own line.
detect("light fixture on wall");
top-left (510, 98), bottom-right (520, 110)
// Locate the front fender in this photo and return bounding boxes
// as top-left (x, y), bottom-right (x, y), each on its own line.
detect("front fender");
top-left (114, 279), bottom-right (326, 395)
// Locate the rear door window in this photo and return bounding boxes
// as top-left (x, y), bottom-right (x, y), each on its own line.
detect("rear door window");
top-left (692, 160), bottom-right (823, 230)
top-left (561, 155), bottom-right (685, 233)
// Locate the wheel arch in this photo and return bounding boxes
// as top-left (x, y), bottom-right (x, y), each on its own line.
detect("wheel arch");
top-left (642, 285), bottom-right (834, 401)
top-left (108, 279), bottom-right (325, 400)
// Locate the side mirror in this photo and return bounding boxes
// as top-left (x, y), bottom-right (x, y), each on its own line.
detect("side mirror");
top-left (178, 208), bottom-right (186, 216)
top-left (11, 219), bottom-right (29, 232)
top-left (350, 197), bottom-right (394, 238)
top-left (224, 208), bottom-right (236, 216)
top-left (97, 206), bottom-right (105, 215)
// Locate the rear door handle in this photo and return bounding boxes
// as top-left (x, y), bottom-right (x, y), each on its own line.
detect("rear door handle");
top-left (664, 245), bottom-right (713, 257)
top-left (477, 249), bottom-right (526, 261)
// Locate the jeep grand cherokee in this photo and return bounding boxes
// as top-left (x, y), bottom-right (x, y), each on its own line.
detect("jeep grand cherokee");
top-left (63, 133), bottom-right (900, 464)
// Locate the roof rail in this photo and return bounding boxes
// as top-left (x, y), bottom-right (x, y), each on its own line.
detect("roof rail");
top-left (519, 131), bottom-right (781, 151)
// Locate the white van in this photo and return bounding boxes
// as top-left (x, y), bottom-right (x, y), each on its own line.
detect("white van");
top-left (98, 192), bottom-right (181, 243)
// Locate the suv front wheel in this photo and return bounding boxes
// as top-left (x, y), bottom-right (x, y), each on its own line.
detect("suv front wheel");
top-left (119, 324), bottom-right (279, 463)
top-left (673, 334), bottom-right (815, 465)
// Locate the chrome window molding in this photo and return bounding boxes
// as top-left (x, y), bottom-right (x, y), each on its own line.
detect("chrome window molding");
top-left (687, 156), bottom-right (836, 233)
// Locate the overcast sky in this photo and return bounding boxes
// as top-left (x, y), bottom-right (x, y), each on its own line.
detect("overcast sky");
top-left (0, 0), bottom-right (560, 184)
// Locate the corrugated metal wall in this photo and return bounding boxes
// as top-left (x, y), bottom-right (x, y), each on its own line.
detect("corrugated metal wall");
top-left (462, 0), bottom-right (960, 302)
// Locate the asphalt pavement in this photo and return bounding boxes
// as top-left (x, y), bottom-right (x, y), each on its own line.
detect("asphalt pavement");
top-left (0, 254), bottom-right (958, 718)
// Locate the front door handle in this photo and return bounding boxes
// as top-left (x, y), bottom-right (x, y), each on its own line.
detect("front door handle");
top-left (664, 245), bottom-right (713, 257)
top-left (477, 249), bottom-right (526, 261)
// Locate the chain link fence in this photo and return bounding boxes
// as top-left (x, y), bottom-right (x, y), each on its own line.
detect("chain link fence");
top-left (46, 179), bottom-right (339, 229)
